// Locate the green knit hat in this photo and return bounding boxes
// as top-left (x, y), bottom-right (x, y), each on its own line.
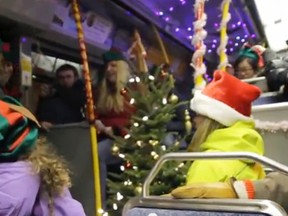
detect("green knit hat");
top-left (0, 96), bottom-right (39, 161)
top-left (102, 49), bottom-right (125, 65)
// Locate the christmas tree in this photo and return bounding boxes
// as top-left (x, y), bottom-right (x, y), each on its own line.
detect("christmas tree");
top-left (106, 64), bottom-right (191, 215)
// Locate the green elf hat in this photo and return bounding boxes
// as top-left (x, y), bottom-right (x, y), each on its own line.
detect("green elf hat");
top-left (238, 43), bottom-right (265, 68)
top-left (0, 39), bottom-right (12, 62)
top-left (102, 48), bottom-right (125, 65)
top-left (0, 96), bottom-right (40, 161)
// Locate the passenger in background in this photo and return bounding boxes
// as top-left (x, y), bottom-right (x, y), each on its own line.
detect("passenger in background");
top-left (0, 96), bottom-right (85, 216)
top-left (0, 39), bottom-right (21, 99)
top-left (186, 70), bottom-right (265, 184)
top-left (93, 49), bottom-right (135, 207)
top-left (233, 43), bottom-right (266, 79)
top-left (36, 64), bottom-right (86, 131)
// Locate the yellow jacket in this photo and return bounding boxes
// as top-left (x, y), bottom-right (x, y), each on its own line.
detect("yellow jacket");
top-left (186, 121), bottom-right (266, 184)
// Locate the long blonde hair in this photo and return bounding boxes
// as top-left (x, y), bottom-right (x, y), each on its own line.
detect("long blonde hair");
top-left (188, 117), bottom-right (226, 152)
top-left (25, 137), bottom-right (71, 216)
top-left (96, 60), bottom-right (130, 114)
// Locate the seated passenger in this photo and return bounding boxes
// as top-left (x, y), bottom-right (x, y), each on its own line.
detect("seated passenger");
top-left (186, 70), bottom-right (265, 184)
top-left (172, 172), bottom-right (288, 213)
top-left (233, 43), bottom-right (265, 79)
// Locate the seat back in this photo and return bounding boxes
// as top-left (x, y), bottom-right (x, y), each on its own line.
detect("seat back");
top-left (252, 102), bottom-right (288, 165)
top-left (45, 122), bottom-right (95, 216)
top-left (123, 197), bottom-right (287, 216)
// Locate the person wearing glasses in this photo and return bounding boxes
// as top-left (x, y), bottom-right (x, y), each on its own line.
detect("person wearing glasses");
top-left (233, 43), bottom-right (266, 80)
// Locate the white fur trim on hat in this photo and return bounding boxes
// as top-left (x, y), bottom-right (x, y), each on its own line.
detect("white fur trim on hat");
top-left (190, 91), bottom-right (252, 126)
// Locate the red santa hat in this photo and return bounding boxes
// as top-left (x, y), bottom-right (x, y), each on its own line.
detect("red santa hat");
top-left (191, 70), bottom-right (261, 126)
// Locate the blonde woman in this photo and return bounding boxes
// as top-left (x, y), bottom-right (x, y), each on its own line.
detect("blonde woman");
top-left (93, 50), bottom-right (135, 207)
top-left (0, 96), bottom-right (85, 216)
top-left (186, 70), bottom-right (265, 184)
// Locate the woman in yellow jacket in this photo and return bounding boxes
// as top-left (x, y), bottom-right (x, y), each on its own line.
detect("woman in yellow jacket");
top-left (186, 70), bottom-right (265, 184)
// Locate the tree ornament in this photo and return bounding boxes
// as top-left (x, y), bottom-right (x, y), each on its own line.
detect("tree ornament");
top-left (125, 161), bottom-right (132, 169)
top-left (120, 88), bottom-right (127, 96)
top-left (168, 93), bottom-right (179, 104)
top-left (111, 145), bottom-right (120, 155)
top-left (134, 185), bottom-right (142, 195)
top-left (184, 109), bottom-right (193, 133)
top-left (149, 139), bottom-right (159, 146)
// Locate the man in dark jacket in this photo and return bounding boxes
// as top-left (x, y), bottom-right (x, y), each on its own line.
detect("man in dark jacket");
top-left (37, 64), bottom-right (86, 130)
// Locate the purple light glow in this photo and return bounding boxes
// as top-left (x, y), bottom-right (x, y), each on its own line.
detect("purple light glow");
top-left (235, 43), bottom-right (239, 47)
top-left (214, 23), bottom-right (219, 28)
top-left (229, 40), bottom-right (233, 45)
top-left (237, 21), bottom-right (241, 26)
top-left (187, 27), bottom-right (192, 31)
top-left (212, 44), bottom-right (216, 48)
top-left (242, 23), bottom-right (247, 27)
top-left (251, 34), bottom-right (256, 38)
top-left (165, 17), bottom-right (170, 22)
top-left (159, 11), bottom-right (164, 16)
top-left (175, 28), bottom-right (180, 32)
top-left (236, 36), bottom-right (240, 40)
top-left (208, 49), bottom-right (212, 53)
top-left (213, 39), bottom-right (217, 43)
top-left (230, 48), bottom-right (234, 52)
top-left (244, 34), bottom-right (248, 38)
top-left (21, 37), bottom-right (27, 43)
top-left (232, 24), bottom-right (236, 28)
top-left (188, 35), bottom-right (192, 39)
top-left (169, 7), bottom-right (174, 12)
top-left (241, 39), bottom-right (245, 42)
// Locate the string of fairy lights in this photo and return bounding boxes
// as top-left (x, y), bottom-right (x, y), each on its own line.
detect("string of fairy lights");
top-left (152, 0), bottom-right (257, 55)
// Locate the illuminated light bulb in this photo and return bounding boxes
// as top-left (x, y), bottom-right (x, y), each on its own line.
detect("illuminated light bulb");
top-left (241, 39), bottom-right (245, 42)
top-left (133, 122), bottom-right (139, 127)
top-left (242, 23), bottom-right (247, 27)
top-left (236, 36), bottom-right (240, 40)
top-left (116, 192), bottom-right (124, 201)
top-left (237, 21), bottom-right (241, 26)
top-left (232, 24), bottom-right (236, 28)
top-left (148, 75), bottom-right (155, 80)
top-left (162, 98), bottom-right (167, 105)
top-left (169, 7), bottom-right (174, 11)
top-left (120, 165), bottom-right (125, 171)
top-left (159, 11), bottom-right (164, 16)
top-left (208, 49), bottom-right (212, 53)
top-left (251, 34), bottom-right (256, 38)
top-left (213, 39), bottom-right (217, 43)
top-left (165, 17), bottom-right (170, 22)
top-left (175, 28), bottom-right (180, 32)
top-left (130, 98), bottom-right (135, 104)
top-left (129, 78), bottom-right (135, 82)
top-left (119, 154), bottom-right (125, 158)
top-left (142, 116), bottom-right (149, 121)
top-left (244, 34), bottom-right (248, 38)
top-left (212, 44), bottom-right (216, 48)
top-left (124, 134), bottom-right (131, 139)
top-left (113, 203), bottom-right (118, 210)
top-left (188, 35), bottom-right (192, 39)
top-left (187, 27), bottom-right (192, 31)
top-left (135, 76), bottom-right (140, 82)
top-left (230, 48), bottom-right (234, 52)
top-left (235, 43), bottom-right (239, 47)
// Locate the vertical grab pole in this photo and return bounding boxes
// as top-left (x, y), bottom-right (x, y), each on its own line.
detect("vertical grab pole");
top-left (71, 1), bottom-right (102, 215)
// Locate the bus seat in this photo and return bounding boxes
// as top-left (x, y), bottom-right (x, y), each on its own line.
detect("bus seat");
top-left (252, 102), bottom-right (288, 165)
top-left (123, 197), bottom-right (287, 216)
top-left (44, 122), bottom-right (96, 216)
top-left (243, 77), bottom-right (268, 93)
